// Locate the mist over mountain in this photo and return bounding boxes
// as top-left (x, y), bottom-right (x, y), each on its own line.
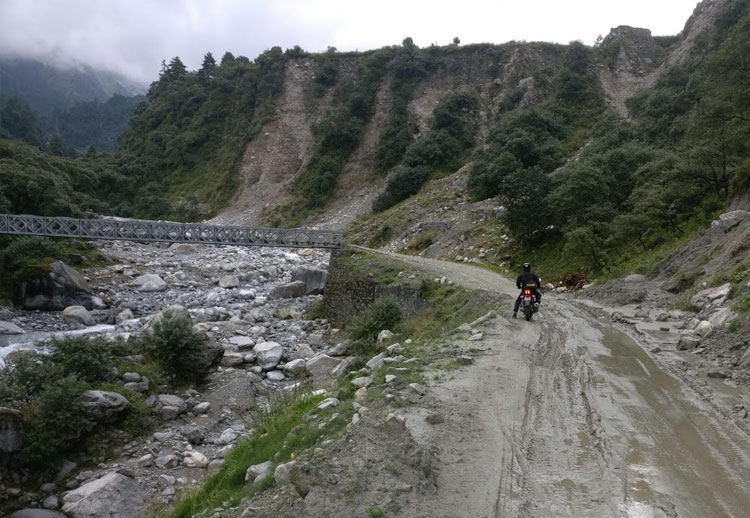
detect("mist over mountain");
top-left (0, 56), bottom-right (146, 117)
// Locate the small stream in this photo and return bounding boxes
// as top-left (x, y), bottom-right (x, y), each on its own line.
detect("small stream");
top-left (0, 324), bottom-right (118, 364)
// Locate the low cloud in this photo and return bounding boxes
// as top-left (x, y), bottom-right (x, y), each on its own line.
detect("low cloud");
top-left (0, 0), bottom-right (696, 84)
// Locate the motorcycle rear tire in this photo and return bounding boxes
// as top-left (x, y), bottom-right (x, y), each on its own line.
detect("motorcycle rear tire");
top-left (524, 306), bottom-right (532, 321)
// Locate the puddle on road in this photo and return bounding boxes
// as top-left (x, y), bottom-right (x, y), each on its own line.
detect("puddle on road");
top-left (594, 324), bottom-right (750, 518)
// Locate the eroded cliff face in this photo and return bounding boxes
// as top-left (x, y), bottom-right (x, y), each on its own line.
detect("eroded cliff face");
top-left (212, 45), bottom-right (566, 229)
top-left (598, 0), bottom-right (731, 117)
top-left (214, 0), bottom-right (729, 231)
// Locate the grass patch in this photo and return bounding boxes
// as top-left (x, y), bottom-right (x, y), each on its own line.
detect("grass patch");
top-left (400, 230), bottom-right (437, 254)
top-left (404, 281), bottom-right (501, 339)
top-left (170, 388), bottom-right (344, 518)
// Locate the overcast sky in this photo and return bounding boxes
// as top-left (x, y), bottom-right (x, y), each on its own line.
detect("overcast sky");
top-left (0, 0), bottom-right (699, 84)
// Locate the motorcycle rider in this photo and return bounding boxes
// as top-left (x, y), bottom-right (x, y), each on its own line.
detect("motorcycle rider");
top-left (513, 262), bottom-right (541, 318)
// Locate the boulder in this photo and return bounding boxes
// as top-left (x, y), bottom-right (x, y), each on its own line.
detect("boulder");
top-left (253, 341), bottom-right (283, 370)
top-left (691, 283), bottom-right (731, 309)
top-left (295, 344), bottom-right (316, 358)
top-left (218, 275), bottom-right (240, 289)
top-left (19, 261), bottom-right (97, 310)
top-left (157, 394), bottom-right (187, 414)
top-left (193, 402), bottom-right (211, 414)
top-left (352, 376), bottom-right (372, 388)
top-left (290, 267), bottom-right (328, 295)
top-left (377, 330), bottom-right (394, 343)
top-left (0, 321), bottom-right (25, 335)
top-left (62, 472), bottom-right (146, 518)
top-left (274, 460), bottom-right (297, 486)
top-left (179, 424), bottom-right (204, 444)
top-left (268, 281), bottom-right (307, 300)
top-left (169, 243), bottom-right (198, 254)
top-left (63, 306), bottom-right (95, 326)
top-left (695, 320), bottom-right (714, 337)
top-left (317, 398), bottom-right (340, 410)
top-left (228, 335), bottom-right (254, 350)
top-left (134, 274), bottom-right (167, 293)
top-left (283, 358), bottom-right (306, 376)
top-left (116, 309), bottom-right (134, 324)
top-left (366, 352), bottom-right (385, 369)
top-left (245, 461), bottom-right (273, 483)
top-left (266, 370), bottom-right (286, 382)
top-left (0, 406), bottom-right (24, 455)
top-left (305, 353), bottom-right (341, 378)
top-left (81, 391), bottom-right (130, 424)
top-left (676, 336), bottom-right (701, 351)
top-left (709, 307), bottom-right (736, 328)
top-left (183, 451), bottom-right (209, 468)
top-left (220, 352), bottom-right (245, 367)
top-left (718, 210), bottom-right (750, 231)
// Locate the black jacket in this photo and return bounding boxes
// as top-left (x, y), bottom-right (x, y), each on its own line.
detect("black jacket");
top-left (516, 271), bottom-right (541, 290)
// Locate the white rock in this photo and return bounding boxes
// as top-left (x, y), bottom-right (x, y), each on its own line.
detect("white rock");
top-left (366, 353), bottom-right (386, 369)
top-left (266, 370), bottom-right (286, 382)
top-left (377, 330), bottom-right (394, 343)
top-left (274, 460), bottom-right (296, 486)
top-left (220, 352), bottom-right (245, 367)
top-left (62, 306), bottom-right (95, 326)
top-left (296, 344), bottom-right (316, 358)
top-left (116, 309), bottom-right (134, 324)
top-left (691, 283), bottom-right (731, 309)
top-left (385, 374), bottom-right (396, 383)
top-left (0, 321), bottom-right (25, 335)
top-left (136, 274), bottom-right (167, 292)
top-left (305, 353), bottom-right (341, 378)
top-left (228, 335), bottom-right (255, 349)
top-left (317, 397), bottom-right (340, 410)
top-left (192, 402), bottom-right (211, 414)
top-left (709, 307), bottom-right (736, 328)
top-left (62, 473), bottom-right (146, 518)
top-left (408, 383), bottom-right (427, 396)
top-left (352, 376), bottom-right (372, 388)
top-left (219, 275), bottom-right (240, 289)
top-left (283, 358), bottom-right (306, 376)
top-left (183, 451), bottom-right (209, 468)
top-left (718, 210), bottom-right (750, 230)
top-left (695, 320), bottom-right (714, 337)
top-left (215, 429), bottom-right (237, 445)
top-left (245, 461), bottom-right (273, 483)
top-left (253, 341), bottom-right (283, 370)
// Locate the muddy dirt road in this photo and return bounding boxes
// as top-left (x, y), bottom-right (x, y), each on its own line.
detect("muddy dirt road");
top-left (374, 252), bottom-right (750, 518)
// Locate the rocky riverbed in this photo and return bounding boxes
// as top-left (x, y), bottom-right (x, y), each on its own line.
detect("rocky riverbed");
top-left (0, 240), bottom-right (357, 517)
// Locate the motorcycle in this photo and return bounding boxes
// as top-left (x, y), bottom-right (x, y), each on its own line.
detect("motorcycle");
top-left (521, 288), bottom-right (539, 321)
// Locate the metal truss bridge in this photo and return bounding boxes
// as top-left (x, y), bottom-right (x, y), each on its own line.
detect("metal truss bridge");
top-left (0, 214), bottom-right (343, 249)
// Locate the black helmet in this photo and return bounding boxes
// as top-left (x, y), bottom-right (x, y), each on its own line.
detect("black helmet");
top-left (522, 262), bottom-right (531, 272)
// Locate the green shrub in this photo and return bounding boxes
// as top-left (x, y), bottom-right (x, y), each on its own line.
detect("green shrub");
top-left (726, 319), bottom-right (740, 332)
top-left (348, 297), bottom-right (403, 346)
top-left (48, 336), bottom-right (120, 383)
top-left (0, 352), bottom-right (62, 403)
top-left (140, 311), bottom-right (209, 382)
top-left (20, 376), bottom-right (94, 470)
top-left (4, 237), bottom-right (62, 269)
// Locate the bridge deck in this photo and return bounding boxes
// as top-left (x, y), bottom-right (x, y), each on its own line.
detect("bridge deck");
top-left (0, 214), bottom-right (343, 249)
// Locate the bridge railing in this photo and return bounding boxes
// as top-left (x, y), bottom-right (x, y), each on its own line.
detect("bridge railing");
top-left (0, 214), bottom-right (343, 249)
